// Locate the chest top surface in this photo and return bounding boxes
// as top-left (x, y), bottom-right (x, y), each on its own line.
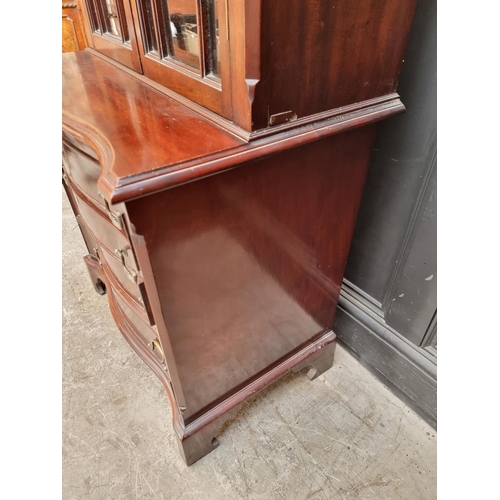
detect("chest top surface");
top-left (63, 51), bottom-right (243, 184)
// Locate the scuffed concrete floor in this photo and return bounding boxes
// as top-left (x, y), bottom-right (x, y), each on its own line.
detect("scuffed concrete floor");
top-left (62, 190), bottom-right (436, 500)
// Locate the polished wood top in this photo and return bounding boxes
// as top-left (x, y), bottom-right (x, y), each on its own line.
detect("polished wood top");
top-left (63, 51), bottom-right (405, 204)
top-left (63, 51), bottom-right (243, 195)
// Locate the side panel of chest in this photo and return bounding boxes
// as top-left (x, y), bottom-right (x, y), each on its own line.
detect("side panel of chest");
top-left (126, 125), bottom-right (377, 422)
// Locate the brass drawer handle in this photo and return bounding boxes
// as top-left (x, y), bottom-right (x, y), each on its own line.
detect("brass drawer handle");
top-left (98, 191), bottom-right (123, 230)
top-left (104, 198), bottom-right (123, 230)
top-left (115, 245), bottom-right (138, 283)
top-left (151, 338), bottom-right (167, 368)
top-left (151, 338), bottom-right (163, 356)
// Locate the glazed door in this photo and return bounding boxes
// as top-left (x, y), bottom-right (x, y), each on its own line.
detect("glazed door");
top-left (81, 0), bottom-right (143, 72)
top-left (130, 0), bottom-right (231, 117)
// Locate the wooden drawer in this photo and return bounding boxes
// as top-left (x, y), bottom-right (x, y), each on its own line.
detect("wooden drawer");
top-left (98, 244), bottom-right (145, 311)
top-left (71, 188), bottom-right (138, 275)
top-left (62, 133), bottom-right (96, 158)
top-left (75, 215), bottom-right (99, 259)
top-left (113, 291), bottom-right (164, 366)
top-left (65, 177), bottom-right (154, 323)
top-left (62, 141), bottom-right (103, 208)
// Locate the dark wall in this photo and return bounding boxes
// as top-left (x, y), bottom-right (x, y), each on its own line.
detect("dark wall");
top-left (334, 0), bottom-right (437, 427)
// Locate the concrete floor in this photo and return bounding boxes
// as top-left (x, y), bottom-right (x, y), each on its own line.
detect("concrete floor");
top-left (62, 190), bottom-right (437, 500)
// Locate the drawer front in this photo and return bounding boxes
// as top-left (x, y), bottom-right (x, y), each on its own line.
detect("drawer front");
top-left (62, 133), bottom-right (99, 161)
top-left (76, 215), bottom-right (99, 259)
top-left (113, 291), bottom-right (164, 365)
top-left (99, 244), bottom-right (144, 308)
top-left (62, 141), bottom-right (103, 208)
top-left (72, 189), bottom-right (138, 274)
top-left (65, 180), bottom-right (154, 322)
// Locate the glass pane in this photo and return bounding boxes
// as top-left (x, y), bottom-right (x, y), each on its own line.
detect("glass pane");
top-left (206, 0), bottom-right (220, 77)
top-left (165, 0), bottom-right (200, 70)
top-left (86, 0), bottom-right (101, 33)
top-left (143, 0), bottom-right (158, 53)
top-left (101, 0), bottom-right (123, 39)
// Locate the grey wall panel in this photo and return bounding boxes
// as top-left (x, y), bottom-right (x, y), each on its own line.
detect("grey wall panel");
top-left (386, 162), bottom-right (437, 345)
top-left (334, 0), bottom-right (437, 425)
top-left (344, 0), bottom-right (437, 308)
